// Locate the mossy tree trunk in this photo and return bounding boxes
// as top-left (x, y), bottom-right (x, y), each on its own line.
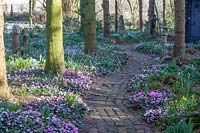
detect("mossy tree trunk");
top-left (102, 0), bottom-right (110, 38)
top-left (0, 0), bottom-right (10, 98)
top-left (139, 0), bottom-right (143, 32)
top-left (29, 0), bottom-right (33, 26)
top-left (45, 0), bottom-right (65, 73)
top-left (173, 0), bottom-right (185, 58)
top-left (84, 0), bottom-right (96, 55)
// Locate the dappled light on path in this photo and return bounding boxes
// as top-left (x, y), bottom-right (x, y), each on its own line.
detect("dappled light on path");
top-left (80, 44), bottom-right (158, 133)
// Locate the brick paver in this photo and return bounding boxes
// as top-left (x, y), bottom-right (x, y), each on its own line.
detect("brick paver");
top-left (80, 45), bottom-right (159, 133)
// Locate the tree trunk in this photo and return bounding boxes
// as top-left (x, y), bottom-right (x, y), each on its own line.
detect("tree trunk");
top-left (32, 0), bottom-right (36, 13)
top-left (139, 0), bottom-right (143, 32)
top-left (29, 0), bottom-right (33, 26)
top-left (173, 0), bottom-right (185, 58)
top-left (80, 0), bottom-right (86, 35)
top-left (0, 0), bottom-right (10, 98)
top-left (118, 0), bottom-right (125, 32)
top-left (102, 0), bottom-right (110, 37)
top-left (126, 0), bottom-right (137, 28)
top-left (118, 0), bottom-right (123, 16)
top-left (84, 0), bottom-right (96, 55)
top-left (163, 0), bottom-right (166, 25)
top-left (115, 0), bottom-right (118, 32)
top-left (148, 0), bottom-right (156, 35)
top-left (45, 0), bottom-right (65, 73)
top-left (11, 4), bottom-right (13, 20)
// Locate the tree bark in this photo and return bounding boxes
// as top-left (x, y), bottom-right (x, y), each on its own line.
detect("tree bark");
top-left (163, 0), bottom-right (166, 25)
top-left (0, 0), bottom-right (10, 98)
top-left (139, 0), bottom-right (143, 32)
top-left (102, 0), bottom-right (110, 37)
top-left (80, 0), bottom-right (86, 35)
top-left (10, 4), bottom-right (13, 20)
top-left (173, 0), bottom-right (185, 58)
top-left (84, 0), bottom-right (96, 55)
top-left (45, 0), bottom-right (65, 73)
top-left (115, 0), bottom-right (118, 32)
top-left (29, 0), bottom-right (33, 26)
top-left (148, 0), bottom-right (155, 35)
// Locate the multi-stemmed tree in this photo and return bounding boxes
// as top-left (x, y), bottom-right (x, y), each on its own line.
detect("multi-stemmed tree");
top-left (0, 0), bottom-right (10, 98)
top-left (45, 0), bottom-right (65, 73)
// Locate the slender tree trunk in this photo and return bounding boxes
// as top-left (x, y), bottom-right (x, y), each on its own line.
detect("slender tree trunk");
top-left (45, 0), bottom-right (65, 73)
top-left (173, 0), bottom-right (185, 58)
top-left (84, 0), bottom-right (96, 55)
top-left (139, 0), bottom-right (143, 32)
top-left (32, 0), bottom-right (36, 13)
top-left (29, 0), bottom-right (33, 26)
top-left (118, 0), bottom-right (123, 16)
top-left (148, 0), bottom-right (155, 35)
top-left (0, 0), bottom-right (10, 98)
top-left (163, 0), bottom-right (166, 25)
top-left (102, 0), bottom-right (110, 37)
top-left (115, 0), bottom-right (118, 32)
top-left (127, 0), bottom-right (138, 28)
top-left (32, 0), bottom-right (37, 24)
top-left (10, 4), bottom-right (13, 20)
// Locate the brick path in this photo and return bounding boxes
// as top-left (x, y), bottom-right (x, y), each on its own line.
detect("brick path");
top-left (80, 45), bottom-right (161, 133)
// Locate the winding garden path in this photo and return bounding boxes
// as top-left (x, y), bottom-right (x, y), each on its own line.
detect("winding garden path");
top-left (80, 44), bottom-right (159, 133)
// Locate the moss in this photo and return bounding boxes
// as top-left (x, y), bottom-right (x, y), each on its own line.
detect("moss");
top-left (45, 0), bottom-right (65, 73)
top-left (29, 0), bottom-right (33, 26)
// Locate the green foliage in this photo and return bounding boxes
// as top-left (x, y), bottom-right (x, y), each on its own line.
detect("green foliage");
top-left (166, 95), bottom-right (197, 114)
top-left (165, 121), bottom-right (193, 133)
top-left (112, 32), bottom-right (157, 44)
top-left (65, 54), bottom-right (88, 72)
top-left (30, 86), bottom-right (59, 96)
top-left (183, 111), bottom-right (200, 129)
top-left (6, 56), bottom-right (44, 70)
top-left (7, 57), bottom-right (31, 70)
top-left (136, 42), bottom-right (165, 56)
top-left (186, 43), bottom-right (200, 50)
top-left (0, 99), bottom-right (22, 112)
top-left (66, 92), bottom-right (79, 107)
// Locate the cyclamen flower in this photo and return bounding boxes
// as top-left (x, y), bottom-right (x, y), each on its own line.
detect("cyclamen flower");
top-left (144, 108), bottom-right (168, 123)
top-left (63, 69), bottom-right (92, 94)
top-left (51, 115), bottom-right (60, 125)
